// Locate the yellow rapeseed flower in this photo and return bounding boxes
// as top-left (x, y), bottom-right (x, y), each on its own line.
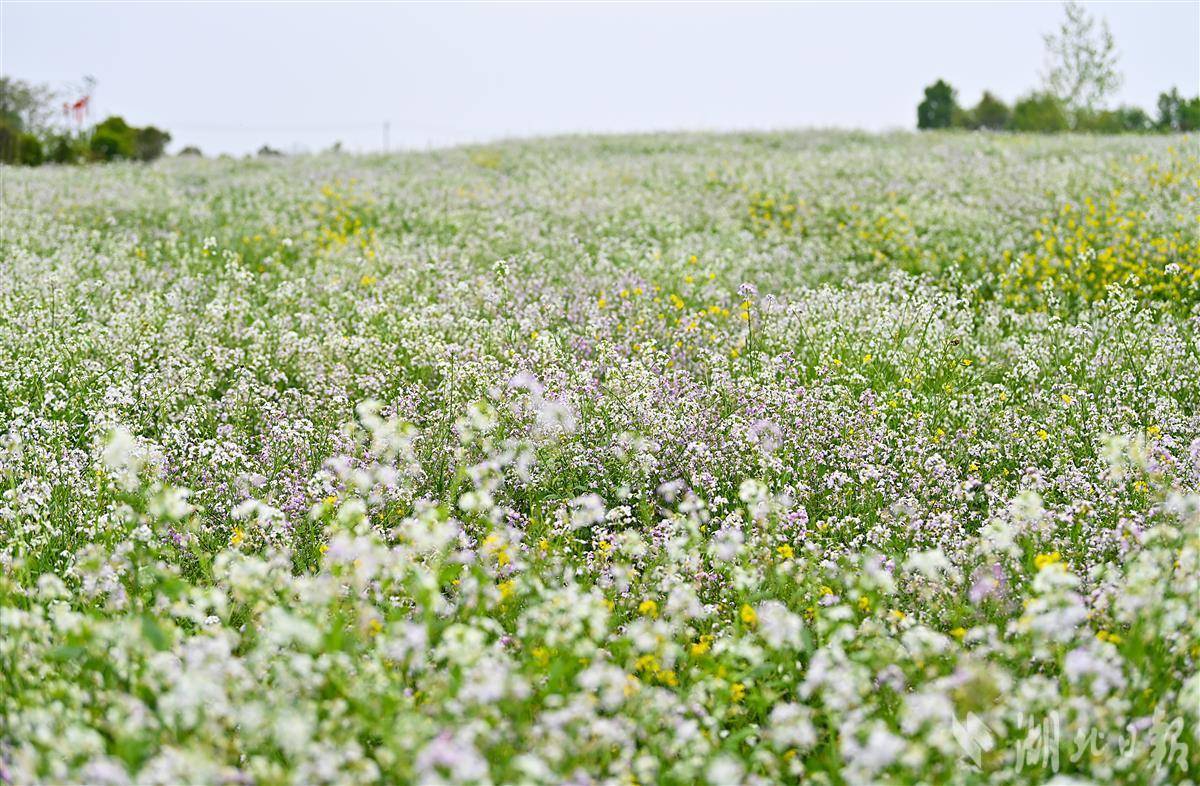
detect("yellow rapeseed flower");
top-left (739, 604), bottom-right (757, 626)
top-left (1035, 551), bottom-right (1062, 570)
top-left (691, 634), bottom-right (714, 656)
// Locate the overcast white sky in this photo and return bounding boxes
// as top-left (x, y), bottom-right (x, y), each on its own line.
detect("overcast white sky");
top-left (2, 2), bottom-right (1197, 155)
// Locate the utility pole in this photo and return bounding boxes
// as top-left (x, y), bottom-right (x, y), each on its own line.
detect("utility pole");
top-left (383, 121), bottom-right (390, 152)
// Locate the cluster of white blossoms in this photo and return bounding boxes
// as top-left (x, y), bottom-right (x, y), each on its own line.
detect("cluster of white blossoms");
top-left (1, 131), bottom-right (1197, 784)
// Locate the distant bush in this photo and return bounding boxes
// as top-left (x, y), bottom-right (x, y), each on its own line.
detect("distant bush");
top-left (1156, 88), bottom-right (1200, 132)
top-left (1075, 106), bottom-right (1152, 134)
top-left (87, 116), bottom-right (172, 163)
top-left (178, 145), bottom-right (203, 157)
top-left (0, 122), bottom-right (44, 165)
top-left (969, 92), bottom-right (1011, 130)
top-left (16, 132), bottom-right (43, 166)
top-left (1011, 93), bottom-right (1070, 133)
top-left (45, 134), bottom-right (82, 164)
top-left (90, 116), bottom-right (136, 161)
top-left (134, 125), bottom-right (171, 162)
top-left (0, 119), bottom-right (17, 163)
top-left (1114, 106), bottom-right (1154, 132)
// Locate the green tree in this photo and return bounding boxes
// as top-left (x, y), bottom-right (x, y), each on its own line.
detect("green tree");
top-left (1011, 93), bottom-right (1069, 133)
top-left (917, 79), bottom-right (959, 130)
top-left (971, 92), bottom-right (1011, 130)
top-left (0, 76), bottom-right (58, 134)
top-left (90, 115), bottom-right (136, 161)
top-left (1041, 1), bottom-right (1122, 114)
top-left (1156, 88), bottom-right (1200, 132)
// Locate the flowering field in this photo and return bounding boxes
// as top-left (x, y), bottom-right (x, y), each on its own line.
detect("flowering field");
top-left (1, 131), bottom-right (1198, 785)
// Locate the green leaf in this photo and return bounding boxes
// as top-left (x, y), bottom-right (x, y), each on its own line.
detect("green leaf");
top-left (141, 613), bottom-right (171, 652)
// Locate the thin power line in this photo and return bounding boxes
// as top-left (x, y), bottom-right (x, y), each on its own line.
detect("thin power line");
top-left (162, 122), bottom-right (385, 133)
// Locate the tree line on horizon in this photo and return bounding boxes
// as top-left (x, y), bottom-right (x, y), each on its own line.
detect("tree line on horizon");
top-left (0, 76), bottom-right (175, 166)
top-left (918, 1), bottom-right (1198, 134)
top-left (918, 82), bottom-right (1198, 134)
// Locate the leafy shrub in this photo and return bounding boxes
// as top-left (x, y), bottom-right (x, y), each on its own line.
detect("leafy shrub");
top-left (1156, 88), bottom-right (1200, 132)
top-left (134, 125), bottom-right (171, 162)
top-left (970, 91), bottom-right (1011, 130)
top-left (0, 122), bottom-right (45, 166)
top-left (46, 134), bottom-right (82, 164)
top-left (0, 118), bottom-right (17, 163)
top-left (1011, 93), bottom-right (1069, 132)
top-left (16, 132), bottom-right (43, 166)
top-left (1074, 106), bottom-right (1152, 134)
